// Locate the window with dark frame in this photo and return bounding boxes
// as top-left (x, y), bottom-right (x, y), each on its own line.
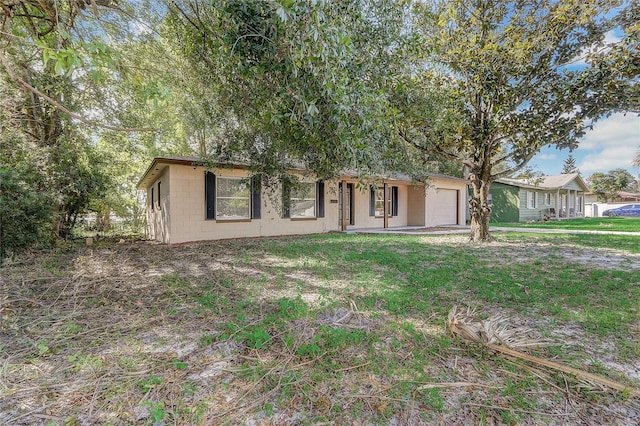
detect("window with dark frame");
top-left (216, 176), bottom-right (251, 220)
top-left (370, 185), bottom-right (397, 217)
top-left (205, 172), bottom-right (261, 221)
top-left (290, 181), bottom-right (316, 218)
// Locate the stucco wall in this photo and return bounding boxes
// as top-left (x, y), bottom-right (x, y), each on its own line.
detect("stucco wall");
top-left (142, 162), bottom-right (468, 243)
top-left (424, 179), bottom-right (468, 226)
top-left (165, 166), bottom-right (340, 244)
top-left (407, 186), bottom-right (426, 226)
top-left (147, 168), bottom-right (171, 243)
top-left (347, 183), bottom-right (410, 229)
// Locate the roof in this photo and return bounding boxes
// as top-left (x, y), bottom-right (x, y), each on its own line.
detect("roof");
top-left (137, 156), bottom-right (468, 189)
top-left (495, 173), bottom-right (590, 192)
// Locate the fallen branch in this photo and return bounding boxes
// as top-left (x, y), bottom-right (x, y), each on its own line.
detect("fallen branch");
top-left (448, 307), bottom-right (640, 398)
top-left (485, 342), bottom-right (640, 398)
top-left (416, 382), bottom-right (494, 390)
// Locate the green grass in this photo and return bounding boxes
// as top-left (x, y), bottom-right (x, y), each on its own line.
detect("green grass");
top-left (492, 217), bottom-right (640, 232)
top-left (2, 232), bottom-right (639, 425)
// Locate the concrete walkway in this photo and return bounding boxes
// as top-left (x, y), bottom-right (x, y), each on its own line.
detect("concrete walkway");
top-left (350, 225), bottom-right (640, 236)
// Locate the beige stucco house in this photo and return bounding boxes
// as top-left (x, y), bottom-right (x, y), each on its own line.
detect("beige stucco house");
top-left (137, 156), bottom-right (468, 244)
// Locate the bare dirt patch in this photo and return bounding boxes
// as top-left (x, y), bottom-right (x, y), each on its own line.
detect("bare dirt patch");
top-left (1, 236), bottom-right (639, 425)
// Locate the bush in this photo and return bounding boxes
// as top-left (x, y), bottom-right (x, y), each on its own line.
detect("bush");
top-left (0, 168), bottom-right (51, 263)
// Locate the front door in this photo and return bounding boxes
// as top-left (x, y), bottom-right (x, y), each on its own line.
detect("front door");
top-left (339, 182), bottom-right (354, 228)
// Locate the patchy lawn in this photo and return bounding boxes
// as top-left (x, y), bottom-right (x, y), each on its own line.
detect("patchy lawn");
top-left (1, 233), bottom-right (639, 425)
top-left (492, 217), bottom-right (640, 233)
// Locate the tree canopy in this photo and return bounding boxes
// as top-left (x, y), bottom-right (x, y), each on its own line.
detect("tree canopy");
top-left (562, 155), bottom-right (579, 174)
top-left (163, 0), bottom-right (417, 180)
top-left (588, 168), bottom-right (638, 201)
top-left (0, 0), bottom-right (638, 255)
top-left (395, 0), bottom-right (639, 240)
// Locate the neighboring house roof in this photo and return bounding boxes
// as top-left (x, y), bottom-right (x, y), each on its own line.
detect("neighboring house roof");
top-left (618, 191), bottom-right (640, 201)
top-left (495, 173), bottom-right (590, 192)
top-left (138, 156), bottom-right (468, 189)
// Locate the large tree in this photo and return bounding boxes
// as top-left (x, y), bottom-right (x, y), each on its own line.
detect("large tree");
top-left (588, 168), bottom-right (638, 201)
top-left (165, 0), bottom-right (416, 180)
top-left (0, 1), bottom-right (161, 239)
top-left (396, 0), bottom-right (639, 240)
top-left (562, 155), bottom-right (579, 174)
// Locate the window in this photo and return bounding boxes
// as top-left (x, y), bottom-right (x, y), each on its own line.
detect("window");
top-left (544, 193), bottom-right (551, 205)
top-left (157, 181), bottom-right (161, 210)
top-left (290, 182), bottom-right (316, 218)
top-left (527, 191), bottom-right (536, 209)
top-left (150, 187), bottom-right (154, 211)
top-left (577, 195), bottom-right (583, 213)
top-left (216, 177), bottom-right (251, 220)
top-left (487, 193), bottom-right (493, 207)
top-left (375, 187), bottom-right (389, 217)
top-left (205, 172), bottom-right (260, 220)
top-left (369, 185), bottom-right (397, 217)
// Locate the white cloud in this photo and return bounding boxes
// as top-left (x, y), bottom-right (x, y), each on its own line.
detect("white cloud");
top-left (577, 113), bottom-right (640, 172)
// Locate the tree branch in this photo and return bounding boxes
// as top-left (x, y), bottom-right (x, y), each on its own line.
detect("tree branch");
top-left (398, 126), bottom-right (475, 169)
top-left (0, 49), bottom-right (157, 132)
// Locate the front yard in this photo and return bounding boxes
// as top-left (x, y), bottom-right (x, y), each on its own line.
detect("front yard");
top-left (492, 217), bottom-right (640, 233)
top-left (1, 232), bottom-right (639, 425)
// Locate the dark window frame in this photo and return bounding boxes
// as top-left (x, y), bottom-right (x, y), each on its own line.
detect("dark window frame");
top-left (206, 172), bottom-right (262, 221)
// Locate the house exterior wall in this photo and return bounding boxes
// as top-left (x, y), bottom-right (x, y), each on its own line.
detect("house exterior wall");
top-left (489, 183), bottom-right (519, 222)
top-left (146, 168), bottom-right (171, 244)
top-left (518, 189), bottom-right (549, 222)
top-left (140, 161), bottom-right (468, 243)
top-left (424, 180), bottom-right (468, 226)
top-left (407, 186), bottom-right (426, 226)
top-left (347, 183), bottom-right (410, 229)
top-left (165, 165), bottom-right (339, 244)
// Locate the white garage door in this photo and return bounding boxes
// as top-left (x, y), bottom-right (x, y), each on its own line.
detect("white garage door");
top-left (432, 189), bottom-right (458, 226)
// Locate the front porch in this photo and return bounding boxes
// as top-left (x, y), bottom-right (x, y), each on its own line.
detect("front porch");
top-left (548, 188), bottom-right (585, 220)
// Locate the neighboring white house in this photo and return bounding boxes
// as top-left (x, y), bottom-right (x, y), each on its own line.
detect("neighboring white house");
top-left (137, 156), bottom-right (468, 244)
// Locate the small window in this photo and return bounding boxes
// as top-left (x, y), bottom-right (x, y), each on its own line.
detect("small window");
top-left (150, 187), bottom-right (154, 211)
top-left (370, 185), bottom-right (397, 217)
top-left (527, 191), bottom-right (536, 209)
top-left (544, 193), bottom-right (551, 205)
top-left (216, 177), bottom-right (251, 220)
top-left (290, 182), bottom-right (316, 218)
top-left (157, 181), bottom-right (161, 210)
top-left (487, 193), bottom-right (493, 207)
top-left (374, 187), bottom-right (392, 217)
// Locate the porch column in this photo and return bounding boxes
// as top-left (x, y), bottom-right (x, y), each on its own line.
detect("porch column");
top-left (341, 180), bottom-right (348, 232)
top-left (570, 190), bottom-right (574, 217)
top-left (383, 183), bottom-right (389, 229)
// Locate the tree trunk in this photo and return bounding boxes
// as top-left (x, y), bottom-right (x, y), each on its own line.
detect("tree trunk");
top-left (468, 174), bottom-right (493, 242)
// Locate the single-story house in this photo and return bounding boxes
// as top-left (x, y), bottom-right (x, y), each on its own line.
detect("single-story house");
top-left (488, 173), bottom-right (590, 222)
top-left (137, 156), bottom-right (468, 244)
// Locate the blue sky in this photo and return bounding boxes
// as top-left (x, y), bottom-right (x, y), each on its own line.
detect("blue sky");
top-left (528, 112), bottom-right (640, 179)
top-left (527, 27), bottom-right (639, 181)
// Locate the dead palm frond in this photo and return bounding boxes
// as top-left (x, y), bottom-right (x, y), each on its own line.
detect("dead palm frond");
top-left (447, 306), bottom-right (547, 351)
top-left (447, 306), bottom-right (640, 398)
